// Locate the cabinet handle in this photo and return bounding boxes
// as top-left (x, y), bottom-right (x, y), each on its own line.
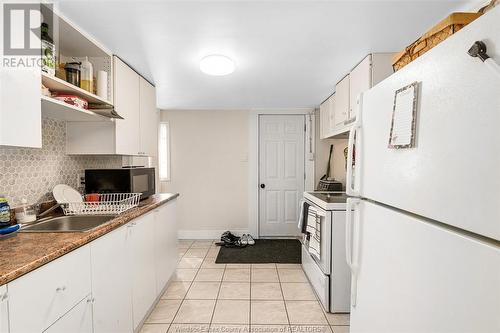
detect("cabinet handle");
top-left (56, 286), bottom-right (66, 292)
top-left (0, 293), bottom-right (8, 301)
top-left (87, 297), bottom-right (95, 303)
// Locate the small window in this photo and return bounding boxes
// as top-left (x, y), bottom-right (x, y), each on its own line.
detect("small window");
top-left (159, 122), bottom-right (170, 181)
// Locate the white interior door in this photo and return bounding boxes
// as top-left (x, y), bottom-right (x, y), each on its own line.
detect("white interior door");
top-left (259, 115), bottom-right (305, 237)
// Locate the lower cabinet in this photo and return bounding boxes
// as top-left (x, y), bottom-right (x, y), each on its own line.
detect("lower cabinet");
top-left (129, 212), bottom-right (157, 330)
top-left (0, 285), bottom-right (8, 333)
top-left (8, 246), bottom-right (91, 333)
top-left (44, 296), bottom-right (93, 333)
top-left (90, 226), bottom-right (134, 333)
top-left (154, 200), bottom-right (178, 293)
top-left (1, 200), bottom-right (177, 333)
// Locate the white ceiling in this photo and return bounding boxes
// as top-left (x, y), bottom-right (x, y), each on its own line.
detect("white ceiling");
top-left (57, 0), bottom-right (475, 110)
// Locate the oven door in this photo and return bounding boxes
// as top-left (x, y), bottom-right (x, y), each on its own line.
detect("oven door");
top-left (304, 202), bottom-right (332, 275)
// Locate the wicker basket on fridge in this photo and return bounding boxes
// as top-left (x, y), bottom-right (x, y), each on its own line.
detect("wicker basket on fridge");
top-left (392, 12), bottom-right (482, 71)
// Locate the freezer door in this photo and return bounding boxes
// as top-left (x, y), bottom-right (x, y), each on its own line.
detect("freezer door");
top-left (348, 8), bottom-right (500, 240)
top-left (348, 200), bottom-right (500, 333)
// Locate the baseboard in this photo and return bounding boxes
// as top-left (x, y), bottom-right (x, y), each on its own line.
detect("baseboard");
top-left (178, 229), bottom-right (249, 239)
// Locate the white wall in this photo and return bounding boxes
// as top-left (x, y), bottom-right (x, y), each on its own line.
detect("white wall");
top-left (160, 110), bottom-right (249, 239)
top-left (314, 110), bottom-right (348, 188)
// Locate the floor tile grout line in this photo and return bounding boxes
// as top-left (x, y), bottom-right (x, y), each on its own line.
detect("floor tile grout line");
top-left (277, 265), bottom-right (291, 326)
top-left (208, 247), bottom-right (224, 326)
top-left (171, 244), bottom-right (206, 326)
top-left (167, 252), bottom-right (192, 329)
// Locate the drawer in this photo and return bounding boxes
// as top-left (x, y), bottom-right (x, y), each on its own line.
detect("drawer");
top-left (9, 245), bottom-right (91, 333)
top-left (44, 295), bottom-right (93, 333)
top-left (302, 245), bottom-right (329, 311)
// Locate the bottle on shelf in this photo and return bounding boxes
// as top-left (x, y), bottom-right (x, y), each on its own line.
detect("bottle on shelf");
top-left (41, 22), bottom-right (56, 76)
top-left (80, 56), bottom-right (94, 93)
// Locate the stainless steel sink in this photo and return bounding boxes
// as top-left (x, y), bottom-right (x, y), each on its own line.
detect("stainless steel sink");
top-left (20, 215), bottom-right (116, 233)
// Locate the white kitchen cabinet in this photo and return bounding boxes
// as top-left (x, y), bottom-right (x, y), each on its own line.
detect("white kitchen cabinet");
top-left (349, 55), bottom-right (372, 121)
top-left (320, 53), bottom-right (394, 138)
top-left (319, 94), bottom-right (336, 139)
top-left (154, 200), bottom-right (178, 294)
top-left (114, 57), bottom-right (141, 155)
top-left (0, 68), bottom-right (42, 148)
top-left (44, 296), bottom-right (93, 333)
top-left (8, 246), bottom-right (91, 333)
top-left (129, 213), bottom-right (157, 329)
top-left (319, 99), bottom-right (330, 139)
top-left (349, 53), bottom-right (394, 122)
top-left (0, 2), bottom-right (41, 149)
top-left (334, 74), bottom-right (350, 127)
top-left (90, 227), bottom-right (133, 333)
top-left (0, 285), bottom-right (8, 333)
top-left (66, 58), bottom-right (158, 157)
top-left (139, 77), bottom-right (159, 156)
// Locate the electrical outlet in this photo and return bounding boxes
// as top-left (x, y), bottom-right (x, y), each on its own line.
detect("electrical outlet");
top-left (76, 173), bottom-right (85, 189)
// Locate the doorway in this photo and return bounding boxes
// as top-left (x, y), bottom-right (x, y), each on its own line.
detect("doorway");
top-left (258, 114), bottom-right (305, 237)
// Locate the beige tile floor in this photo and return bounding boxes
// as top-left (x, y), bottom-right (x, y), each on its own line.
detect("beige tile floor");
top-left (141, 240), bottom-right (350, 333)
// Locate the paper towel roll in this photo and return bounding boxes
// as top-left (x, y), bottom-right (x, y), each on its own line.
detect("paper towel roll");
top-left (97, 70), bottom-right (108, 100)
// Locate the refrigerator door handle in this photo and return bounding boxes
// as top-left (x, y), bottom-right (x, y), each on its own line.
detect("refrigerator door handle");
top-left (346, 197), bottom-right (361, 307)
top-left (346, 93), bottom-right (363, 197)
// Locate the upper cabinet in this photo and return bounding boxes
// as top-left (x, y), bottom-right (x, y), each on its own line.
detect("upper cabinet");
top-left (67, 57), bottom-right (158, 156)
top-left (334, 74), bottom-right (350, 127)
top-left (114, 57), bottom-right (141, 155)
top-left (320, 53), bottom-right (394, 138)
top-left (0, 5), bottom-right (115, 148)
top-left (319, 94), bottom-right (336, 139)
top-left (139, 77), bottom-right (159, 157)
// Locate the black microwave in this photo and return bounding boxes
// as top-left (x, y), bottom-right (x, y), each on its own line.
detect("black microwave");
top-left (85, 167), bottom-right (156, 199)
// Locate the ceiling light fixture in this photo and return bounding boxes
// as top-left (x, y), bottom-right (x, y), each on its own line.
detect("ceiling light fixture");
top-left (199, 55), bottom-right (235, 76)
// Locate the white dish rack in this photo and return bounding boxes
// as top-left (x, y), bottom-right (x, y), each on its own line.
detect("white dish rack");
top-left (62, 193), bottom-right (142, 216)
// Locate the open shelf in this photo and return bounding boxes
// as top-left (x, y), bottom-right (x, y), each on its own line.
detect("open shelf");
top-left (41, 95), bottom-right (112, 122)
top-left (42, 73), bottom-right (113, 106)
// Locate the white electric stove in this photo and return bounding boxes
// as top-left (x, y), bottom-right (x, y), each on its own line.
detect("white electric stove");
top-left (301, 191), bottom-right (351, 313)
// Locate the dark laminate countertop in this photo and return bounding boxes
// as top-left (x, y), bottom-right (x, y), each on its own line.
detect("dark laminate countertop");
top-left (0, 193), bottom-right (179, 285)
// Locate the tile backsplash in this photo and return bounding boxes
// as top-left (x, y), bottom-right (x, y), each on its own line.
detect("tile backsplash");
top-left (0, 118), bottom-right (122, 206)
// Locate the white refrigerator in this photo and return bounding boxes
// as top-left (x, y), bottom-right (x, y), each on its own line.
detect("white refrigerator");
top-left (345, 7), bottom-right (500, 333)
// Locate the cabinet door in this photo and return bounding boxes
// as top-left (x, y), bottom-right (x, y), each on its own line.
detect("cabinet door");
top-left (44, 296), bottom-right (93, 333)
top-left (0, 68), bottom-right (41, 148)
top-left (139, 77), bottom-right (158, 157)
top-left (334, 75), bottom-right (349, 126)
top-left (319, 101), bottom-right (330, 139)
top-left (154, 201), bottom-right (178, 294)
top-left (0, 285), bottom-right (8, 333)
top-left (90, 226), bottom-right (133, 333)
top-left (8, 246), bottom-right (91, 333)
top-left (129, 213), bottom-right (157, 329)
top-left (349, 55), bottom-right (372, 121)
top-left (327, 95), bottom-right (336, 135)
top-left (114, 56), bottom-right (140, 155)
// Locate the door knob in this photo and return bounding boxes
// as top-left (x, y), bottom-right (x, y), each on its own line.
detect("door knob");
top-left (260, 184), bottom-right (266, 189)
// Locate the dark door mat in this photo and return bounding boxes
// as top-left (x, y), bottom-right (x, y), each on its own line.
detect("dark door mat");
top-left (215, 239), bottom-right (301, 264)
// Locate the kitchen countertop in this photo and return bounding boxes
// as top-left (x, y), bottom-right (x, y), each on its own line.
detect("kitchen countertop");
top-left (0, 193), bottom-right (179, 286)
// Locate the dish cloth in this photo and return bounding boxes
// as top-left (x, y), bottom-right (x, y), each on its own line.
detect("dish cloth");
top-left (297, 199), bottom-right (310, 234)
top-left (306, 206), bottom-right (321, 260)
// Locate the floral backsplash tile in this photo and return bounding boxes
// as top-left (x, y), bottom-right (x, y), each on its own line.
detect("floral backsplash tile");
top-left (0, 118), bottom-right (121, 206)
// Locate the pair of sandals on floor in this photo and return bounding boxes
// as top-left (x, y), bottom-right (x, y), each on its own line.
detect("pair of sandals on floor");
top-left (217, 231), bottom-right (255, 248)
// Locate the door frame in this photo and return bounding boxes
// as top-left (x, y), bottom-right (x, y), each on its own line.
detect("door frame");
top-left (248, 109), bottom-right (316, 238)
